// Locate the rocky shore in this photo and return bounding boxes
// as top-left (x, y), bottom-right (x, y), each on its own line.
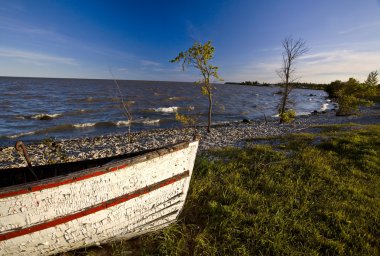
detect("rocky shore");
top-left (1, 106), bottom-right (378, 169)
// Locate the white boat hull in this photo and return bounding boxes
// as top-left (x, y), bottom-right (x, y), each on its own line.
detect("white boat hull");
top-left (0, 140), bottom-right (199, 255)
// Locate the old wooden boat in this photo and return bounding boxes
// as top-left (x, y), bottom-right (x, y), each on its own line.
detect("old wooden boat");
top-left (0, 138), bottom-right (199, 255)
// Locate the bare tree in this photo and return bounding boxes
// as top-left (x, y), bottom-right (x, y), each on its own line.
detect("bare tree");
top-left (109, 69), bottom-right (133, 143)
top-left (277, 36), bottom-right (308, 123)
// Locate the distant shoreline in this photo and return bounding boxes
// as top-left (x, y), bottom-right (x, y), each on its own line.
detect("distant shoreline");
top-left (225, 81), bottom-right (328, 90)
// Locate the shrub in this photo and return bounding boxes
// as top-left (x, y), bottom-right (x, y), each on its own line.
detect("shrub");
top-left (335, 78), bottom-right (375, 116)
top-left (279, 109), bottom-right (296, 123)
top-left (325, 80), bottom-right (343, 98)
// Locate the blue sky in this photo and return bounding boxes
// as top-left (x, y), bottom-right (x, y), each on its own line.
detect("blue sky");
top-left (0, 0), bottom-right (379, 83)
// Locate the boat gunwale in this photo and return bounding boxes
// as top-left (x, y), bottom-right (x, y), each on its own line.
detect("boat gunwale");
top-left (0, 140), bottom-right (194, 198)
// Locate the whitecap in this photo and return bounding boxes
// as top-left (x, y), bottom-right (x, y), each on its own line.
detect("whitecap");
top-left (320, 103), bottom-right (329, 111)
top-left (31, 113), bottom-right (61, 120)
top-left (116, 120), bottom-right (131, 126)
top-left (152, 106), bottom-right (178, 113)
top-left (142, 119), bottom-right (160, 125)
top-left (7, 131), bottom-right (36, 139)
top-left (73, 122), bottom-right (96, 128)
top-left (134, 118), bottom-right (160, 125)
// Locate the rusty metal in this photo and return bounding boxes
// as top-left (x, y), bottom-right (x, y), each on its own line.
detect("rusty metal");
top-left (193, 133), bottom-right (201, 142)
top-left (15, 141), bottom-right (38, 181)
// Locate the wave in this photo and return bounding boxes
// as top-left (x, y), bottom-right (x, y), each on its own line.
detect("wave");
top-left (15, 113), bottom-right (62, 120)
top-left (117, 119), bottom-right (160, 126)
top-left (4, 117), bottom-right (163, 140)
top-left (73, 122), bottom-right (97, 128)
top-left (5, 124), bottom-right (74, 138)
top-left (320, 103), bottom-right (329, 111)
top-left (31, 113), bottom-right (62, 120)
top-left (73, 121), bottom-right (117, 128)
top-left (152, 106), bottom-right (178, 113)
top-left (136, 118), bottom-right (160, 125)
top-left (116, 120), bottom-right (131, 126)
top-left (6, 131), bottom-right (36, 139)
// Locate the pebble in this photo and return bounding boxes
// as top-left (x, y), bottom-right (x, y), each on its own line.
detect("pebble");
top-left (0, 106), bottom-right (378, 169)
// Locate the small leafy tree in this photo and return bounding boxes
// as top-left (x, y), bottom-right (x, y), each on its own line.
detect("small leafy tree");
top-left (365, 70), bottom-right (378, 87)
top-left (365, 70), bottom-right (380, 102)
top-left (276, 36), bottom-right (308, 123)
top-left (335, 77), bottom-right (376, 116)
top-left (170, 41), bottom-right (222, 133)
top-left (328, 71), bottom-right (379, 99)
top-left (325, 80), bottom-right (342, 98)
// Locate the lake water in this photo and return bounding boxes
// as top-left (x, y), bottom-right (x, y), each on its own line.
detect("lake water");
top-left (0, 77), bottom-right (332, 146)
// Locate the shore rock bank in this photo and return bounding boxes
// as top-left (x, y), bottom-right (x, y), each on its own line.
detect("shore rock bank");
top-left (1, 106), bottom-right (378, 169)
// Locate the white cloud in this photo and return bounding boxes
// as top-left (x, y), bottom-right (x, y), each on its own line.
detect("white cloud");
top-left (0, 16), bottom-right (70, 45)
top-left (117, 68), bottom-right (128, 73)
top-left (141, 59), bottom-right (161, 66)
top-left (0, 47), bottom-right (77, 65)
top-left (338, 22), bottom-right (380, 35)
top-left (223, 48), bottom-right (380, 83)
top-left (298, 49), bottom-right (380, 82)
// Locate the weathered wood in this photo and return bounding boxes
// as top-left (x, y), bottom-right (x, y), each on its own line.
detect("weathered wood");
top-left (15, 141), bottom-right (38, 181)
top-left (0, 140), bottom-right (198, 255)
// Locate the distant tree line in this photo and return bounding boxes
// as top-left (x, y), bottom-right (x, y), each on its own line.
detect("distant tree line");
top-left (225, 81), bottom-right (328, 90)
top-left (225, 81), bottom-right (272, 86)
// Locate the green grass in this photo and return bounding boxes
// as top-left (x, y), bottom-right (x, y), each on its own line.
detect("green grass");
top-left (140, 125), bottom-right (380, 255)
top-left (68, 124), bottom-right (380, 255)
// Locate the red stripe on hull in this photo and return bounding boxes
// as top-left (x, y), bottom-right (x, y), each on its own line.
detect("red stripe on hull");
top-left (0, 170), bottom-right (189, 242)
top-left (0, 163), bottom-right (129, 199)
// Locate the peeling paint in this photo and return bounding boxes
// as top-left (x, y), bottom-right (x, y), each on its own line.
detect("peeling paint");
top-left (0, 141), bottom-right (198, 255)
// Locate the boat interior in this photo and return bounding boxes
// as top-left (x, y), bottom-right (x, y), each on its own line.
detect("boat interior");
top-left (0, 148), bottom-right (155, 189)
